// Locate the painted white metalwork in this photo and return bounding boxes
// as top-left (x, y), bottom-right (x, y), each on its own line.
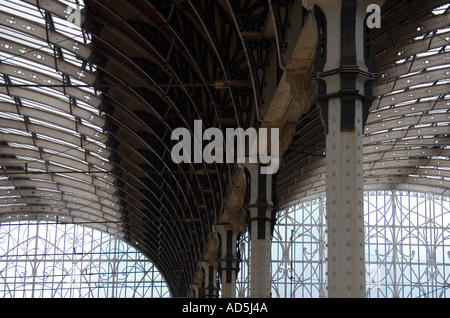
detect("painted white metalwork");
top-left (0, 221), bottom-right (170, 298)
top-left (365, 191), bottom-right (450, 298)
top-left (271, 197), bottom-right (327, 298)
top-left (325, 98), bottom-right (366, 297)
top-left (216, 224), bottom-right (241, 298)
top-left (238, 191), bottom-right (450, 298)
top-left (236, 232), bottom-right (249, 298)
top-left (242, 163), bottom-right (275, 298)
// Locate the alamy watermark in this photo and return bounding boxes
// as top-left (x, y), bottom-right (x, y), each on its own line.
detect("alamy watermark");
top-left (366, 4), bottom-right (381, 29)
top-left (170, 120), bottom-right (280, 175)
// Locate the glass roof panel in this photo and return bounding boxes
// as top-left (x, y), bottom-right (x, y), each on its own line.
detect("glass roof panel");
top-left (0, 0), bottom-right (119, 234)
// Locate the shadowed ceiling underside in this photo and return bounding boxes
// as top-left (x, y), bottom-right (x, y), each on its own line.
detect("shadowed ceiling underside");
top-left (82, 0), bottom-right (275, 296)
top-left (0, 0), bottom-right (280, 297)
top-left (0, 0), bottom-right (449, 297)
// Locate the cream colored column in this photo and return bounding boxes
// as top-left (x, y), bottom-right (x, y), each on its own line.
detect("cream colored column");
top-left (326, 97), bottom-right (365, 297)
top-left (216, 224), bottom-right (241, 298)
top-left (200, 261), bottom-right (218, 298)
top-left (303, 0), bottom-right (384, 298)
top-left (243, 163), bottom-right (275, 298)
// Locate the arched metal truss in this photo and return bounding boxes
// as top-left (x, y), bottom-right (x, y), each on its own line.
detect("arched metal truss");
top-left (0, 0), bottom-right (449, 297)
top-left (0, 0), bottom-right (287, 297)
top-left (81, 0), bottom-right (279, 297)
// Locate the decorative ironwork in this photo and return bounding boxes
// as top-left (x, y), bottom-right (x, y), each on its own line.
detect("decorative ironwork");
top-left (365, 191), bottom-right (450, 298)
top-left (238, 191), bottom-right (450, 298)
top-left (0, 221), bottom-right (170, 298)
top-left (235, 230), bottom-right (249, 298)
top-left (271, 197), bottom-right (327, 298)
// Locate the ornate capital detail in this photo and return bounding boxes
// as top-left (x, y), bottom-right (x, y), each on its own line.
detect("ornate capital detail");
top-left (304, 0), bottom-right (385, 131)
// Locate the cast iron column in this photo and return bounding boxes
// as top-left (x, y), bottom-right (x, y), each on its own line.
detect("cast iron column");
top-left (303, 0), bottom-right (384, 298)
top-left (216, 224), bottom-right (241, 298)
top-left (200, 261), bottom-right (218, 298)
top-left (243, 163), bottom-right (276, 298)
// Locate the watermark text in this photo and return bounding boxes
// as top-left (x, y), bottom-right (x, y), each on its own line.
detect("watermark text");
top-left (171, 120), bottom-right (279, 175)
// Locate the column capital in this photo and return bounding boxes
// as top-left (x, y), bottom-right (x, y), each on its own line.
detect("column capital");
top-left (215, 225), bottom-right (241, 298)
top-left (200, 261), bottom-right (219, 298)
top-left (304, 0), bottom-right (385, 74)
top-left (241, 164), bottom-right (276, 298)
top-left (242, 163), bottom-right (275, 212)
top-left (305, 0), bottom-right (385, 131)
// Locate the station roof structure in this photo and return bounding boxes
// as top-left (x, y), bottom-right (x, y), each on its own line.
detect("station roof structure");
top-left (0, 0), bottom-right (448, 296)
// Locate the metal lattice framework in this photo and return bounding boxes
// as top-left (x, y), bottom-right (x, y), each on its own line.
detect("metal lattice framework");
top-left (236, 191), bottom-right (449, 298)
top-left (0, 0), bottom-right (122, 234)
top-left (0, 0), bottom-right (284, 297)
top-left (0, 0), bottom-right (449, 297)
top-left (0, 221), bottom-right (170, 298)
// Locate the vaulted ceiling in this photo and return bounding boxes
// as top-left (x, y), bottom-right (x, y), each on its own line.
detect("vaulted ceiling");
top-left (0, 0), bottom-right (448, 297)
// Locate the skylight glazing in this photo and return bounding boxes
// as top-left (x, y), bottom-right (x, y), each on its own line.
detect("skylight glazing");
top-left (0, 0), bottom-right (121, 236)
